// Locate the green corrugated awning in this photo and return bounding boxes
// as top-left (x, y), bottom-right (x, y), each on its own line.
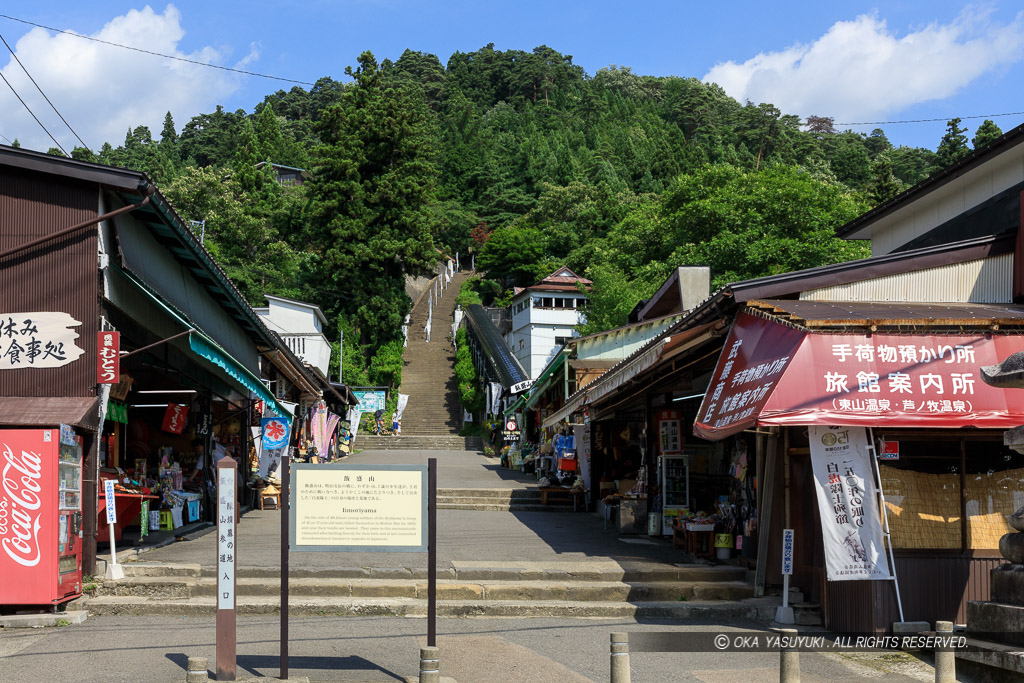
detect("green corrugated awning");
top-left (523, 350), bottom-right (567, 410)
top-left (113, 266), bottom-right (292, 417)
top-left (188, 333), bottom-right (291, 417)
top-left (504, 395), bottom-right (526, 418)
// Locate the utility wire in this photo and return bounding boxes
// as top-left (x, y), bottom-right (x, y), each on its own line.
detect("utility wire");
top-left (0, 31), bottom-right (89, 151)
top-left (0, 13), bottom-right (315, 86)
top-left (0, 69), bottom-right (66, 155)
top-left (0, 129), bottom-right (11, 144)
top-left (833, 111), bottom-right (1024, 127)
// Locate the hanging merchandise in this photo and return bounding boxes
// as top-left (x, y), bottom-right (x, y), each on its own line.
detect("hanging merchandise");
top-left (309, 402), bottom-right (340, 459)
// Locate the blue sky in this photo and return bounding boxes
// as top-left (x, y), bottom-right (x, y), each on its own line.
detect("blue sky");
top-left (2, 2), bottom-right (1023, 153)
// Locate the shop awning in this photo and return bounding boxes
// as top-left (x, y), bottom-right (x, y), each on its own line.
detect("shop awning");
top-left (0, 397), bottom-right (100, 431)
top-left (115, 266), bottom-right (292, 417)
top-left (189, 334), bottom-right (292, 417)
top-left (541, 321), bottom-right (723, 429)
top-left (694, 307), bottom-right (1024, 440)
top-left (524, 350), bottom-right (568, 410)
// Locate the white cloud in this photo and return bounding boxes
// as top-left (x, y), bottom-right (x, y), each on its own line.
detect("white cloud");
top-left (0, 4), bottom-right (247, 153)
top-left (702, 6), bottom-right (1024, 123)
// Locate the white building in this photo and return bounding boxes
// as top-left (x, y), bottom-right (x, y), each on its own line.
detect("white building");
top-left (254, 295), bottom-right (332, 377)
top-left (504, 267), bottom-right (591, 379)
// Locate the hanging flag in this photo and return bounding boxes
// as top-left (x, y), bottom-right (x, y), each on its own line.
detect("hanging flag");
top-left (396, 393), bottom-right (410, 420)
top-left (456, 252), bottom-right (460, 271)
top-left (809, 426), bottom-right (891, 582)
top-left (262, 416), bottom-right (291, 450)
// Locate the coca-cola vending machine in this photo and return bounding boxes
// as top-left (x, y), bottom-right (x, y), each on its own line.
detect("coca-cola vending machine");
top-left (0, 425), bottom-right (83, 606)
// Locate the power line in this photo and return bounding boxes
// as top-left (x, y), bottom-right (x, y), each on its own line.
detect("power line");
top-left (0, 31), bottom-right (89, 151)
top-left (0, 69), bottom-right (66, 155)
top-left (830, 111), bottom-right (1024, 127)
top-left (0, 13), bottom-right (315, 86)
top-left (0, 130), bottom-right (11, 144)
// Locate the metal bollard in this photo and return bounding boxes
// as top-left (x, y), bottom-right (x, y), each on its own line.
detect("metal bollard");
top-left (419, 645), bottom-right (440, 683)
top-left (185, 656), bottom-right (208, 683)
top-left (610, 632), bottom-right (631, 683)
top-left (778, 628), bottom-right (800, 683)
top-left (934, 621), bottom-right (955, 683)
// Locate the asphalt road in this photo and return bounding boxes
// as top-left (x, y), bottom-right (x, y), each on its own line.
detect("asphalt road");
top-left (0, 615), bottom-right (937, 682)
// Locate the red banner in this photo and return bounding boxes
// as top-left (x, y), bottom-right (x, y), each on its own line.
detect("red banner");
top-left (162, 403), bottom-right (189, 434)
top-left (694, 312), bottom-right (805, 440)
top-left (97, 331), bottom-right (120, 384)
top-left (695, 310), bottom-right (1024, 439)
top-left (762, 330), bottom-right (1024, 429)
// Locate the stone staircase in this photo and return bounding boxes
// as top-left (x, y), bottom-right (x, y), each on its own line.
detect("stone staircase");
top-left (77, 560), bottom-right (771, 620)
top-left (356, 435), bottom-right (483, 451)
top-left (398, 270), bottom-right (470, 438)
top-left (438, 488), bottom-right (569, 512)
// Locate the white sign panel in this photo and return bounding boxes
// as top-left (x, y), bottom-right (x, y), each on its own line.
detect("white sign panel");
top-left (217, 468), bottom-right (236, 610)
top-left (511, 380), bottom-right (534, 395)
top-left (809, 426), bottom-right (891, 581)
top-left (103, 479), bottom-right (117, 524)
top-left (0, 312), bottom-right (85, 369)
top-left (291, 464), bottom-right (427, 552)
top-left (781, 528), bottom-right (794, 575)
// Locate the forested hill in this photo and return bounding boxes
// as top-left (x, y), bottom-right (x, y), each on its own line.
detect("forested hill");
top-left (47, 44), bottom-right (1003, 380)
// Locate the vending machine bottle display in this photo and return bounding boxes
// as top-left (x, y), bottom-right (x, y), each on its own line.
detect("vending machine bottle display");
top-left (0, 425), bottom-right (83, 606)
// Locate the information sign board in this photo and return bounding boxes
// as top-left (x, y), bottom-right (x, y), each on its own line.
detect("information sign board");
top-left (290, 464), bottom-right (427, 552)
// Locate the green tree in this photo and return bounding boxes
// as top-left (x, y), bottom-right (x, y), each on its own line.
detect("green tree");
top-left (868, 152), bottom-right (904, 205)
top-left (972, 119), bottom-right (1003, 149)
top-left (476, 224), bottom-right (554, 286)
top-left (657, 164), bottom-right (868, 288)
top-left (162, 166), bottom-right (300, 304)
top-left (305, 51), bottom-right (439, 351)
top-left (937, 118), bottom-right (970, 168)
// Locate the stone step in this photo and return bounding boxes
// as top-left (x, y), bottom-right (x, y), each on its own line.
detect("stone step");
top-left (437, 489), bottom-right (541, 499)
top-left (356, 436), bottom-right (482, 450)
top-left (76, 595), bottom-right (776, 620)
top-left (437, 503), bottom-right (573, 512)
top-left (94, 577), bottom-right (755, 602)
top-left (121, 561), bottom-right (748, 583)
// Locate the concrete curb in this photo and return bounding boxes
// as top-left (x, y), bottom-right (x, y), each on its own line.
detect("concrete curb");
top-left (0, 610), bottom-right (88, 628)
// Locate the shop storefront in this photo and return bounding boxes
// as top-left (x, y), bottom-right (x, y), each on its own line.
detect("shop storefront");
top-left (693, 302), bottom-right (1024, 632)
top-left (0, 147), bottom-right (316, 595)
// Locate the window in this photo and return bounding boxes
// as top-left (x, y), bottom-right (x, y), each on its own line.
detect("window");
top-left (555, 336), bottom-right (570, 347)
top-left (878, 437), bottom-right (1024, 551)
top-left (519, 339), bottom-right (525, 350)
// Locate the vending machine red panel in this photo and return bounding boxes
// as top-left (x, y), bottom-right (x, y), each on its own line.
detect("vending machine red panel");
top-left (0, 429), bottom-right (57, 605)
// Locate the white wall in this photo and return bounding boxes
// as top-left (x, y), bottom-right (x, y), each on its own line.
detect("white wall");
top-left (256, 298), bottom-right (332, 376)
top-left (265, 298), bottom-right (324, 334)
top-left (507, 290), bottom-right (587, 378)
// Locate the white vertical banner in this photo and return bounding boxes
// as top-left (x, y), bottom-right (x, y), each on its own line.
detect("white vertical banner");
top-left (396, 393), bottom-right (410, 420)
top-left (489, 382), bottom-right (502, 417)
top-left (573, 424), bottom-right (591, 489)
top-left (348, 409), bottom-right (363, 443)
top-left (808, 426), bottom-right (891, 581)
top-left (217, 467), bottom-right (236, 609)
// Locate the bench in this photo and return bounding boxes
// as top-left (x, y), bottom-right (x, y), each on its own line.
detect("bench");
top-left (540, 487), bottom-right (584, 511)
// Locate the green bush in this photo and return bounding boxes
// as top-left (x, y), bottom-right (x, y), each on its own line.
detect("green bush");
top-left (454, 329), bottom-right (484, 413)
top-left (369, 339), bottom-right (404, 388)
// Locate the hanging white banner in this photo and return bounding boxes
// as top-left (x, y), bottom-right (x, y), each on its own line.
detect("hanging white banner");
top-left (396, 393), bottom-right (410, 420)
top-left (347, 408), bottom-right (363, 443)
top-left (489, 382), bottom-right (502, 417)
top-left (808, 426), bottom-right (891, 581)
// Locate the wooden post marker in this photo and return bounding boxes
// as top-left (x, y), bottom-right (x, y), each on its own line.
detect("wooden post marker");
top-left (216, 456), bottom-right (238, 681)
